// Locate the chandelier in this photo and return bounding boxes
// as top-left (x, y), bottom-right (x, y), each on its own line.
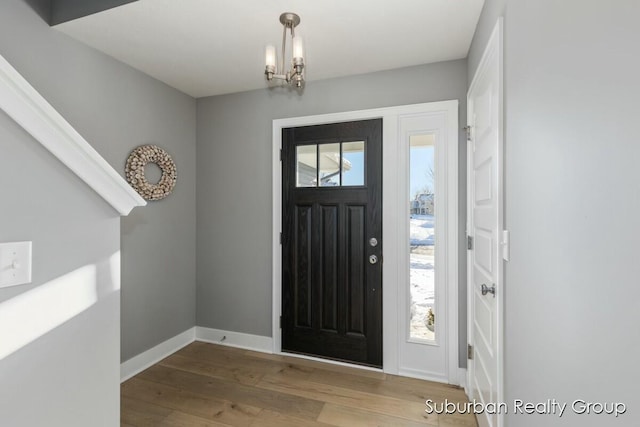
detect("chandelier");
top-left (264, 13), bottom-right (305, 88)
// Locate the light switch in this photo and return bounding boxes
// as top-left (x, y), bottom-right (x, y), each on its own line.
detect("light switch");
top-left (0, 242), bottom-right (32, 288)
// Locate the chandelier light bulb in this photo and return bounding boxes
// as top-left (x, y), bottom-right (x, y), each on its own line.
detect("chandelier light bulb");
top-left (265, 45), bottom-right (276, 69)
top-left (292, 36), bottom-right (304, 60)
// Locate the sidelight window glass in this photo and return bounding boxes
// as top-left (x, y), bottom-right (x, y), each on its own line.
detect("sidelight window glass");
top-left (409, 133), bottom-right (436, 341)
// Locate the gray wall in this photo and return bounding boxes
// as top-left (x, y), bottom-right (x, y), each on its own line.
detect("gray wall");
top-left (467, 0), bottom-right (506, 84)
top-left (470, 0), bottom-right (640, 425)
top-left (1, 0), bottom-right (197, 362)
top-left (0, 110), bottom-right (120, 425)
top-left (196, 59), bottom-right (470, 367)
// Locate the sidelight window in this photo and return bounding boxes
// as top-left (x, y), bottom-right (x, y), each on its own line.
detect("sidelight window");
top-left (409, 134), bottom-right (436, 342)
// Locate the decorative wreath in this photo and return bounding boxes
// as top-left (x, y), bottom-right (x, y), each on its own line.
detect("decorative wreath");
top-left (125, 145), bottom-right (177, 201)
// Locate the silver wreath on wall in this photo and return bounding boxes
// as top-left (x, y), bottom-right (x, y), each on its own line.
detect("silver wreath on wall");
top-left (125, 145), bottom-right (177, 201)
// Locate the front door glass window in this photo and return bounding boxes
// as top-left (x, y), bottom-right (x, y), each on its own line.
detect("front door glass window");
top-left (296, 142), bottom-right (365, 188)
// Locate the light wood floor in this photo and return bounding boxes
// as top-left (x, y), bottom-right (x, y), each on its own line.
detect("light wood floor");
top-left (121, 342), bottom-right (477, 427)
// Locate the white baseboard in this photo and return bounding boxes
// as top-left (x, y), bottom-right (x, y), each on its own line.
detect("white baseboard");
top-left (120, 327), bottom-right (195, 383)
top-left (195, 326), bottom-right (273, 354)
top-left (395, 367), bottom-right (467, 388)
top-left (119, 327), bottom-right (272, 383)
top-left (398, 367), bottom-right (449, 384)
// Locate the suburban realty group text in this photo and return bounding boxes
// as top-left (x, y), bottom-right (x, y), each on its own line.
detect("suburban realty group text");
top-left (425, 399), bottom-right (627, 418)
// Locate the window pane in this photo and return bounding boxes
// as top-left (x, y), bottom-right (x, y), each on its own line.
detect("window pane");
top-left (296, 144), bottom-right (317, 187)
top-left (409, 134), bottom-right (436, 341)
top-left (342, 141), bottom-right (365, 186)
top-left (318, 143), bottom-right (341, 187)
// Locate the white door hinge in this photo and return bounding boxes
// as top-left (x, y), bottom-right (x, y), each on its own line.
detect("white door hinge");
top-left (501, 230), bottom-right (510, 261)
top-left (463, 125), bottom-right (472, 142)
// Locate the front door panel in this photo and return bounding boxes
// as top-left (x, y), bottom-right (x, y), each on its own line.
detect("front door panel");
top-left (282, 119), bottom-right (382, 367)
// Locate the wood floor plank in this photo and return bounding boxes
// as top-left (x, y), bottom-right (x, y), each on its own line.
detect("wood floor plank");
top-left (386, 374), bottom-right (468, 399)
top-left (318, 403), bottom-right (437, 427)
top-left (176, 342), bottom-right (267, 361)
top-left (172, 347), bottom-right (316, 382)
top-left (250, 409), bottom-right (333, 427)
top-left (255, 373), bottom-right (435, 424)
top-left (122, 377), bottom-right (261, 426)
top-left (121, 342), bottom-right (477, 427)
top-left (306, 367), bottom-right (465, 404)
top-left (249, 351), bottom-right (387, 380)
top-left (437, 412), bottom-right (479, 427)
top-left (162, 411), bottom-right (232, 426)
top-left (137, 364), bottom-right (325, 421)
top-left (159, 353), bottom-right (264, 386)
top-left (121, 396), bottom-right (173, 426)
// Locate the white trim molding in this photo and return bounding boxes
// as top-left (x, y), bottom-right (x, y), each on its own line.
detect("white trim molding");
top-left (120, 328), bottom-right (195, 382)
top-left (0, 52), bottom-right (145, 216)
top-left (195, 327), bottom-right (273, 354)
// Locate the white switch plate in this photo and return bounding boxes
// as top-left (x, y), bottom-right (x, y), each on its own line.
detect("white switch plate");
top-left (0, 241), bottom-right (32, 288)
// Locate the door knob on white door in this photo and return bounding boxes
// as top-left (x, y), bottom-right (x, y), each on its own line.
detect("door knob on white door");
top-left (481, 283), bottom-right (496, 297)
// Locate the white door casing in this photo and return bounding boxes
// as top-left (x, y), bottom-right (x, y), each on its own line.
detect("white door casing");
top-left (467, 18), bottom-right (505, 427)
top-left (272, 101), bottom-right (459, 384)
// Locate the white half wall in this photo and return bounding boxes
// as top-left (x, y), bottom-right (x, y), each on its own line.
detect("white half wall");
top-left (0, 108), bottom-right (122, 426)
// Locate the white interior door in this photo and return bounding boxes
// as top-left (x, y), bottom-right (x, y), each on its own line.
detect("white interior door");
top-left (467, 18), bottom-right (504, 427)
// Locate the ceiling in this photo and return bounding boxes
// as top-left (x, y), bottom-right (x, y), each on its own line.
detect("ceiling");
top-left (56, 0), bottom-right (484, 98)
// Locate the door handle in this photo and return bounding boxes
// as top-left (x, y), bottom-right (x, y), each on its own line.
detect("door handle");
top-left (369, 255), bottom-right (378, 265)
top-left (481, 283), bottom-right (496, 297)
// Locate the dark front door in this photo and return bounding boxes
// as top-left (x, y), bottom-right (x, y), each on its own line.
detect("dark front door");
top-left (281, 119), bottom-right (382, 367)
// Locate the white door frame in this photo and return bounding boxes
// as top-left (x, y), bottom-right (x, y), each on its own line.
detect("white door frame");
top-left (466, 17), bottom-right (505, 426)
top-left (272, 101), bottom-right (459, 383)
